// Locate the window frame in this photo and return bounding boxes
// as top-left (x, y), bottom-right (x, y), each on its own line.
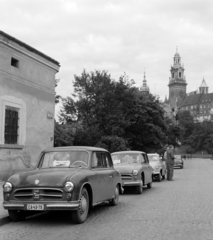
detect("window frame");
top-left (0, 97), bottom-right (26, 148)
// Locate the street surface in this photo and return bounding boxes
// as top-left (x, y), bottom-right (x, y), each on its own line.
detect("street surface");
top-left (1, 158), bottom-right (213, 240)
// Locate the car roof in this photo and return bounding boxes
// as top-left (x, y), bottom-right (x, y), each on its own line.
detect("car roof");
top-left (111, 150), bottom-right (146, 155)
top-left (43, 146), bottom-right (108, 152)
top-left (147, 153), bottom-right (159, 155)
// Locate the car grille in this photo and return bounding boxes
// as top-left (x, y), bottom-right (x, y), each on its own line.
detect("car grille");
top-left (13, 188), bottom-right (63, 201)
top-left (121, 174), bottom-right (132, 180)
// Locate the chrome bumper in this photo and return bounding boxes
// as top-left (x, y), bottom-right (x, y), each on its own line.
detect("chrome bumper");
top-left (123, 180), bottom-right (142, 187)
top-left (3, 201), bottom-right (79, 211)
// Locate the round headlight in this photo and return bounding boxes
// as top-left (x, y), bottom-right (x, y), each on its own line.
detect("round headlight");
top-left (155, 166), bottom-right (159, 169)
top-left (64, 181), bottom-right (74, 192)
top-left (3, 182), bottom-right (12, 193)
top-left (133, 170), bottom-right (138, 176)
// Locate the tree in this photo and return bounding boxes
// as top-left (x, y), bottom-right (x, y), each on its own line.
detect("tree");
top-left (177, 110), bottom-right (194, 144)
top-left (95, 136), bottom-right (128, 153)
top-left (55, 79), bottom-right (61, 104)
top-left (57, 69), bottom-right (170, 152)
top-left (54, 121), bottom-right (74, 146)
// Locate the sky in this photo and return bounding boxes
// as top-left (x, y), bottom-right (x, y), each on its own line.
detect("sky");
top-left (1, 0), bottom-right (213, 118)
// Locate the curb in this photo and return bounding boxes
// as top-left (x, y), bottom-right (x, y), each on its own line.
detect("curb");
top-left (0, 216), bottom-right (11, 226)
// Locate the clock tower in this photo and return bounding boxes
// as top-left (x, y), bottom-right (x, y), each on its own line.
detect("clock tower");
top-left (168, 49), bottom-right (187, 110)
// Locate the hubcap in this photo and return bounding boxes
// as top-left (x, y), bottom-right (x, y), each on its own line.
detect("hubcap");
top-left (79, 195), bottom-right (87, 214)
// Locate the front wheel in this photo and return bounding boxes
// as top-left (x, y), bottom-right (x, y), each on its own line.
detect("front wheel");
top-left (8, 210), bottom-right (26, 222)
top-left (109, 185), bottom-right (119, 206)
top-left (136, 184), bottom-right (143, 194)
top-left (72, 187), bottom-right (89, 224)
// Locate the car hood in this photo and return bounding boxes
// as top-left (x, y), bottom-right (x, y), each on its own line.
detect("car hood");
top-left (8, 168), bottom-right (81, 188)
top-left (114, 164), bottom-right (141, 174)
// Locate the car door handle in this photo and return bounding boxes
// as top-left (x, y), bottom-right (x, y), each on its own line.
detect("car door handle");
top-left (109, 175), bottom-right (112, 178)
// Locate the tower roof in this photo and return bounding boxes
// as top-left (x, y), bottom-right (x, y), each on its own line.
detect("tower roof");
top-left (140, 72), bottom-right (149, 92)
top-left (200, 78), bottom-right (208, 88)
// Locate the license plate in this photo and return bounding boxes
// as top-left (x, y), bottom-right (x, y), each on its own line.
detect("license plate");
top-left (27, 204), bottom-right (44, 210)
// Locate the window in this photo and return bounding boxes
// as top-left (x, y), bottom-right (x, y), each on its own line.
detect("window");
top-left (141, 154), bottom-right (145, 163)
top-left (179, 72), bottom-right (181, 78)
top-left (4, 106), bottom-right (19, 144)
top-left (0, 96), bottom-right (26, 147)
top-left (172, 73), bottom-right (174, 78)
top-left (11, 58), bottom-right (19, 68)
top-left (92, 152), bottom-right (112, 168)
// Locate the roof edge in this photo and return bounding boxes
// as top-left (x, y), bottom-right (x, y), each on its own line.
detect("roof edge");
top-left (0, 30), bottom-right (60, 66)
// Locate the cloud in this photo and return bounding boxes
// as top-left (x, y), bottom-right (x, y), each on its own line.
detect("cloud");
top-left (1, 0), bottom-right (213, 119)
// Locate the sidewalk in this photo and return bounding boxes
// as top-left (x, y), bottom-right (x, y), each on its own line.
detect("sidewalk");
top-left (0, 182), bottom-right (11, 225)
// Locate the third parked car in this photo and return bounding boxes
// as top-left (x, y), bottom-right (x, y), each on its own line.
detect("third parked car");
top-left (147, 153), bottom-right (167, 182)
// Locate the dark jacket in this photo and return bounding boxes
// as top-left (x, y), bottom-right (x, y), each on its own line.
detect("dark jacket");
top-left (166, 149), bottom-right (174, 164)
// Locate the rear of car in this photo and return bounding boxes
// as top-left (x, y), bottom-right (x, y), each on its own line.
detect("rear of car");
top-left (174, 155), bottom-right (184, 169)
top-left (147, 153), bottom-right (166, 182)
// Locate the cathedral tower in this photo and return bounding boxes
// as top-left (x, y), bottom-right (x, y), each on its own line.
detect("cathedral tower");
top-left (168, 49), bottom-right (187, 109)
top-left (140, 71), bottom-right (149, 95)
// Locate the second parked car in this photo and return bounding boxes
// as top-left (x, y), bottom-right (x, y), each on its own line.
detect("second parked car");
top-left (111, 151), bottom-right (153, 194)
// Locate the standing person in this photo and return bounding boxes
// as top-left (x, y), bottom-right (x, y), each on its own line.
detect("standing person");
top-left (166, 145), bottom-right (175, 181)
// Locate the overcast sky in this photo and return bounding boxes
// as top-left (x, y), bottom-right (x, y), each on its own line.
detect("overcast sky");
top-left (1, 0), bottom-right (213, 117)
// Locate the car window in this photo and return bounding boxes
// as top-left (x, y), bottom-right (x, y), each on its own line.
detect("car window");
top-left (112, 153), bottom-right (141, 165)
top-left (143, 154), bottom-right (149, 163)
top-left (92, 152), bottom-right (109, 168)
top-left (104, 152), bottom-right (113, 168)
top-left (141, 154), bottom-right (145, 163)
top-left (148, 155), bottom-right (159, 162)
top-left (39, 151), bottom-right (89, 168)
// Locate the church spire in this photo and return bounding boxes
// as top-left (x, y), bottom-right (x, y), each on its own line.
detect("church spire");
top-left (140, 71), bottom-right (149, 94)
top-left (199, 78), bottom-right (208, 94)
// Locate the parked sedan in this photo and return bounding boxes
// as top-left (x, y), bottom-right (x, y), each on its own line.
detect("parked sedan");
top-left (3, 146), bottom-right (123, 224)
top-left (174, 155), bottom-right (184, 169)
top-left (111, 151), bottom-right (153, 194)
top-left (147, 153), bottom-right (166, 182)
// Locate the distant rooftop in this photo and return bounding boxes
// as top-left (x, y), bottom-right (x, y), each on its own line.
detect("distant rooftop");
top-left (0, 30), bottom-right (60, 66)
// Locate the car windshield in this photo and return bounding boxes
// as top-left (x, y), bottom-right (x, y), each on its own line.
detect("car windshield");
top-left (148, 155), bottom-right (159, 162)
top-left (112, 153), bottom-right (141, 165)
top-left (39, 151), bottom-right (89, 168)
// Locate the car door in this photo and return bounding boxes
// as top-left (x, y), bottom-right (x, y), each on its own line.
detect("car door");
top-left (142, 153), bottom-right (152, 184)
top-left (91, 151), bottom-right (114, 203)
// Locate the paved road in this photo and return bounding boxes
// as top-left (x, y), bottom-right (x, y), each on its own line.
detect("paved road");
top-left (1, 158), bottom-right (213, 240)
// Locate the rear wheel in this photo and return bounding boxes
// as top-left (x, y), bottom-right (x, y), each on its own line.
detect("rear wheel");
top-left (147, 182), bottom-right (152, 189)
top-left (109, 185), bottom-right (119, 206)
top-left (8, 210), bottom-right (26, 222)
top-left (72, 187), bottom-right (89, 224)
top-left (156, 174), bottom-right (161, 182)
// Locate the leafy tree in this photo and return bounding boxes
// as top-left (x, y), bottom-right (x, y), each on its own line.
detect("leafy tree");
top-left (177, 110), bottom-right (194, 144)
top-left (55, 79), bottom-right (61, 104)
top-left (95, 136), bottom-right (129, 153)
top-left (124, 92), bottom-right (168, 152)
top-left (57, 69), bottom-right (170, 152)
top-left (54, 121), bottom-right (75, 146)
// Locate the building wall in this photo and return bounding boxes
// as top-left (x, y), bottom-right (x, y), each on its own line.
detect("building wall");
top-left (0, 33), bottom-right (60, 181)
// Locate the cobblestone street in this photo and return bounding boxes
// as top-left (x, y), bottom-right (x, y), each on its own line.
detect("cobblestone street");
top-left (1, 158), bottom-right (213, 240)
